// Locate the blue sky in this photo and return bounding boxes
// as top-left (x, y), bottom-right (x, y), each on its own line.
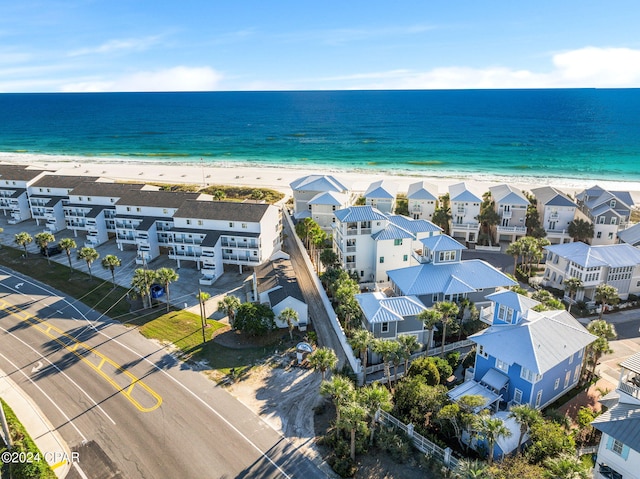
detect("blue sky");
top-left (2, 1), bottom-right (640, 92)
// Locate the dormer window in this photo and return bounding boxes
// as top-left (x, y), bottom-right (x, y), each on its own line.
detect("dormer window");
top-left (498, 305), bottom-right (514, 322)
top-left (610, 199), bottom-right (616, 208)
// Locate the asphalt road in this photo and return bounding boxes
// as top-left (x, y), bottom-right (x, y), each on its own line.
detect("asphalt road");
top-left (0, 267), bottom-right (326, 479)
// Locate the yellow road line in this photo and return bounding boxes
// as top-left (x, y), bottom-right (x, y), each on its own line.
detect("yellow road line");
top-left (0, 301), bottom-right (162, 412)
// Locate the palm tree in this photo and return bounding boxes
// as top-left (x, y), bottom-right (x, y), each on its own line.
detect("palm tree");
top-left (155, 267), bottom-right (179, 312)
top-left (212, 189), bottom-right (226, 201)
top-left (77, 246), bottom-right (99, 278)
top-left (320, 375), bottom-right (355, 426)
top-left (568, 219), bottom-right (595, 244)
top-left (563, 277), bottom-right (583, 314)
top-left (505, 239), bottom-right (524, 274)
top-left (101, 254), bottom-right (122, 287)
top-left (217, 295), bottom-right (241, 328)
top-left (131, 268), bottom-right (156, 309)
top-left (594, 283), bottom-right (619, 320)
top-left (371, 338), bottom-right (401, 388)
top-left (358, 383), bottom-right (392, 445)
top-left (432, 205), bottom-right (452, 235)
top-left (34, 231), bottom-right (55, 264)
top-left (348, 329), bottom-right (373, 382)
top-left (59, 237), bottom-right (77, 272)
top-left (14, 232), bottom-right (33, 257)
top-left (418, 308), bottom-right (442, 352)
top-left (454, 459), bottom-right (489, 479)
top-left (586, 319), bottom-right (617, 379)
top-left (543, 453), bottom-right (591, 479)
top-left (196, 290), bottom-right (211, 342)
top-left (397, 334), bottom-right (421, 375)
top-left (508, 404), bottom-right (541, 454)
top-left (477, 416), bottom-right (512, 465)
top-left (308, 347), bottom-right (338, 380)
top-left (278, 307), bottom-right (299, 340)
top-left (435, 301), bottom-right (459, 357)
top-left (337, 401), bottom-right (367, 461)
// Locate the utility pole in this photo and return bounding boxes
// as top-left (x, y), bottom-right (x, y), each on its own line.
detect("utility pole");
top-left (198, 288), bottom-right (206, 343)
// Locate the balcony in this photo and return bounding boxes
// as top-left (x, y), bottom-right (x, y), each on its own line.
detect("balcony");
top-left (451, 222), bottom-right (478, 231)
top-left (222, 253), bottom-right (259, 263)
top-left (221, 240), bottom-right (258, 249)
top-left (346, 246), bottom-right (357, 253)
top-left (549, 213), bottom-right (559, 221)
top-left (497, 225), bottom-right (527, 234)
top-left (360, 228), bottom-right (372, 235)
top-left (171, 236), bottom-right (203, 245)
top-left (501, 209), bottom-right (512, 219)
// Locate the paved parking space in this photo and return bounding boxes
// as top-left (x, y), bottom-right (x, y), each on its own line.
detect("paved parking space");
top-left (0, 217), bottom-right (253, 316)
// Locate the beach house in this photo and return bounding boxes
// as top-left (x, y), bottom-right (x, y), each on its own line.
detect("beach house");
top-left (618, 223), bottom-right (640, 248)
top-left (363, 179), bottom-right (398, 214)
top-left (354, 291), bottom-right (428, 344)
top-left (386, 235), bottom-right (516, 308)
top-left (575, 186), bottom-right (634, 245)
top-left (406, 181), bottom-right (438, 221)
top-left (289, 174), bottom-right (351, 231)
top-left (489, 184), bottom-right (529, 243)
top-left (449, 182), bottom-right (481, 244)
top-left (543, 242), bottom-right (640, 302)
top-left (449, 291), bottom-right (595, 415)
top-left (530, 186), bottom-right (577, 244)
top-left (28, 175), bottom-right (99, 233)
top-left (591, 352), bottom-right (640, 479)
top-left (0, 164), bottom-right (50, 224)
top-left (332, 205), bottom-right (441, 284)
top-left (65, 181), bottom-right (146, 247)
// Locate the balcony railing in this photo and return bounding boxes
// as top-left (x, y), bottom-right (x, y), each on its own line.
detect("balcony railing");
top-left (222, 254), bottom-right (259, 263)
top-left (451, 222), bottom-right (478, 230)
top-left (501, 209), bottom-right (512, 219)
top-left (497, 225), bottom-right (527, 233)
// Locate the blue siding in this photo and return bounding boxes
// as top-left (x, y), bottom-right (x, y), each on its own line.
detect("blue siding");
top-left (508, 364), bottom-right (534, 406)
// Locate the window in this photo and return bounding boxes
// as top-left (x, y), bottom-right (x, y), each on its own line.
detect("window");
top-left (611, 217), bottom-right (617, 225)
top-left (381, 322), bottom-right (389, 333)
top-left (498, 305), bottom-right (513, 322)
top-left (136, 207), bottom-right (141, 212)
top-left (394, 239), bottom-right (402, 246)
top-left (186, 219), bottom-right (191, 225)
top-left (612, 439), bottom-right (624, 455)
top-left (403, 254), bottom-right (408, 262)
top-left (478, 345), bottom-right (489, 359)
top-left (608, 232), bottom-right (614, 239)
top-left (163, 208), bottom-right (168, 214)
top-left (598, 216), bottom-right (606, 224)
top-left (610, 199), bottom-right (617, 208)
top-left (229, 222), bottom-right (234, 228)
top-left (495, 359), bottom-right (508, 372)
top-left (535, 390), bottom-right (543, 408)
top-left (87, 197), bottom-right (91, 202)
top-left (242, 223), bottom-right (247, 229)
top-left (379, 256), bottom-right (384, 263)
top-left (513, 388), bottom-right (522, 404)
top-left (564, 370), bottom-right (571, 388)
top-left (568, 353), bottom-right (574, 365)
top-left (596, 232), bottom-right (602, 239)
top-left (554, 378), bottom-right (560, 390)
top-left (520, 367), bottom-right (540, 383)
top-left (198, 220), bottom-right (203, 226)
top-left (126, 206), bottom-right (131, 212)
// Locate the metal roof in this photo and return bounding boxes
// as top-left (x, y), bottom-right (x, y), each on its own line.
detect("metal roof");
top-left (388, 215), bottom-right (442, 234)
top-left (355, 292), bottom-right (425, 324)
top-left (592, 403), bottom-right (640, 454)
top-left (485, 290), bottom-right (540, 312)
top-left (531, 186), bottom-right (576, 208)
top-left (470, 309), bottom-right (596, 374)
top-left (364, 179), bottom-right (398, 199)
top-left (620, 352), bottom-right (640, 374)
top-left (545, 241), bottom-right (640, 268)
top-left (420, 234), bottom-right (466, 252)
top-left (371, 223), bottom-right (415, 241)
top-left (289, 174), bottom-right (349, 193)
top-left (481, 368), bottom-right (510, 391)
top-left (489, 184), bottom-right (529, 205)
top-left (308, 191), bottom-right (348, 206)
top-left (449, 182), bottom-right (481, 203)
top-left (334, 205), bottom-right (388, 222)
top-left (406, 181), bottom-right (438, 200)
top-left (618, 223), bottom-right (640, 246)
top-left (388, 259), bottom-right (516, 296)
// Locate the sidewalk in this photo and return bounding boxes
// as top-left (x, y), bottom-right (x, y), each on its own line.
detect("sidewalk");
top-left (0, 368), bottom-right (71, 478)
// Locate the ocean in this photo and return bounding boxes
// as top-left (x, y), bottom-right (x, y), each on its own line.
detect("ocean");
top-left (0, 89), bottom-right (639, 185)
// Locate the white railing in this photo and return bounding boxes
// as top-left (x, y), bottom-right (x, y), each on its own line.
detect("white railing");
top-left (377, 410), bottom-right (459, 469)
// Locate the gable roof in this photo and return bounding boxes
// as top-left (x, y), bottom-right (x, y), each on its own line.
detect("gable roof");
top-left (489, 184), bottom-right (529, 206)
top-left (470, 309), bottom-right (596, 374)
top-left (31, 175), bottom-right (100, 189)
top-left (485, 290), bottom-right (540, 312)
top-left (620, 352), bottom-right (640, 374)
top-left (388, 259), bottom-right (516, 296)
top-left (592, 403), bottom-right (640, 454)
top-left (545, 241), bottom-right (640, 268)
top-left (420, 234), bottom-right (466, 252)
top-left (175, 199), bottom-right (272, 223)
top-left (406, 181), bottom-right (438, 201)
top-left (531, 186), bottom-right (576, 208)
top-left (334, 205), bottom-right (388, 222)
top-left (449, 182), bottom-right (481, 203)
top-left (355, 292), bottom-right (425, 324)
top-left (618, 223), bottom-right (640, 246)
top-left (308, 191), bottom-right (348, 206)
top-left (371, 223), bottom-right (415, 241)
top-left (0, 164), bottom-right (52, 181)
top-left (290, 174), bottom-right (349, 193)
top-left (364, 179), bottom-right (398, 199)
top-left (387, 215), bottom-right (442, 235)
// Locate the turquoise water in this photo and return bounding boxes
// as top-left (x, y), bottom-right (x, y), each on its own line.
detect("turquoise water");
top-left (0, 89), bottom-right (639, 183)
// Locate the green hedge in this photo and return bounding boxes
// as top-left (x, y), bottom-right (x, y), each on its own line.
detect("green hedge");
top-left (1, 399), bottom-right (56, 479)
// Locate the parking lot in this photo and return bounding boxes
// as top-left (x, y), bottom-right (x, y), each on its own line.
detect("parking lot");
top-left (0, 216), bottom-right (254, 317)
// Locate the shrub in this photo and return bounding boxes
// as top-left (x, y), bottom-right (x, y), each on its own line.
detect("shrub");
top-left (446, 351), bottom-right (461, 370)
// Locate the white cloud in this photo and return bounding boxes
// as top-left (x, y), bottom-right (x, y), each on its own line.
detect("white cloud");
top-left (311, 46), bottom-right (640, 90)
top-left (68, 35), bottom-right (163, 57)
top-left (61, 66), bottom-right (223, 92)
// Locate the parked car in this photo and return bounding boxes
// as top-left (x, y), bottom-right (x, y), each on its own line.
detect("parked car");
top-left (40, 244), bottom-right (63, 256)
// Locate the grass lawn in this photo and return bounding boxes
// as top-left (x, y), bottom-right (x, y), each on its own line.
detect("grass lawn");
top-left (0, 246), bottom-right (279, 374)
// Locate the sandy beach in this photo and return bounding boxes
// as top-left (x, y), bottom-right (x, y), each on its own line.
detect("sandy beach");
top-left (1, 152), bottom-right (640, 204)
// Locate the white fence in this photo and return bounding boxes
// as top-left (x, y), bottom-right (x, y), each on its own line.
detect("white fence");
top-left (377, 409), bottom-right (459, 470)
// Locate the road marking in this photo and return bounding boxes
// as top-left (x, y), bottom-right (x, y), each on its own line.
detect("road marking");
top-left (0, 325), bottom-right (116, 425)
top-left (0, 352), bottom-right (87, 442)
top-left (0, 270), bottom-right (295, 478)
top-left (31, 360), bottom-right (44, 373)
top-left (0, 301), bottom-right (162, 413)
top-left (15, 282), bottom-right (23, 289)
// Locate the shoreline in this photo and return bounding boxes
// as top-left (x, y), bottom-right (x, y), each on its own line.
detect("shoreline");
top-left (2, 151), bottom-right (640, 204)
